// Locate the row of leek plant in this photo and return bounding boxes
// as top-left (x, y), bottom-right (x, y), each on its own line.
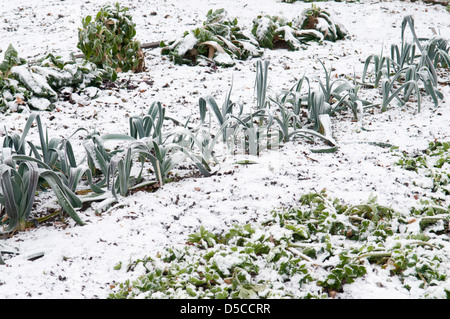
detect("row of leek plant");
top-left (0, 101), bottom-right (217, 233)
top-left (361, 15), bottom-right (449, 112)
top-left (0, 59), bottom-right (337, 234)
top-left (270, 15), bottom-right (449, 142)
top-left (197, 59), bottom-right (339, 157)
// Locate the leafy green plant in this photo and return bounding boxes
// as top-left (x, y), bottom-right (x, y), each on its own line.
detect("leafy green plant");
top-left (390, 41), bottom-right (417, 74)
top-left (252, 6), bottom-right (348, 51)
top-left (78, 2), bottom-right (144, 73)
top-left (187, 225), bottom-right (218, 248)
top-left (0, 157), bottom-right (86, 233)
top-left (394, 140), bottom-right (450, 195)
top-left (110, 189), bottom-right (450, 299)
top-left (317, 59), bottom-right (351, 108)
top-left (255, 60), bottom-right (270, 110)
top-left (0, 161), bottom-right (39, 232)
top-left (252, 15), bottom-right (312, 50)
top-left (163, 6), bottom-right (347, 67)
top-left (294, 5), bottom-right (349, 42)
top-left (362, 49), bottom-right (391, 88)
top-left (0, 44), bottom-right (117, 112)
top-left (129, 101), bottom-right (166, 142)
top-left (0, 44), bottom-right (26, 79)
top-left (202, 8), bottom-right (263, 61)
top-left (161, 9), bottom-right (262, 67)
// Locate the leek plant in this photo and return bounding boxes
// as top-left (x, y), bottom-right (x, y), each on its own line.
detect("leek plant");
top-left (131, 137), bottom-right (213, 187)
top-left (272, 74), bottom-right (310, 119)
top-left (199, 81), bottom-right (243, 142)
top-left (337, 70), bottom-right (371, 120)
top-left (424, 37), bottom-right (450, 69)
top-left (4, 113), bottom-right (98, 192)
top-left (129, 101), bottom-right (166, 143)
top-left (255, 60), bottom-right (270, 110)
top-left (109, 147), bottom-right (145, 197)
top-left (317, 59), bottom-right (351, 107)
top-left (363, 15), bottom-right (446, 113)
top-left (0, 161), bottom-right (39, 232)
top-left (0, 158), bottom-right (86, 233)
top-left (401, 15), bottom-right (439, 87)
top-left (226, 113), bottom-right (277, 156)
top-left (362, 50), bottom-right (391, 88)
top-left (307, 90), bottom-right (329, 132)
top-left (380, 63), bottom-right (442, 112)
top-left (83, 133), bottom-right (119, 190)
top-left (380, 76), bottom-right (420, 112)
top-left (270, 100), bottom-right (302, 143)
top-left (390, 41), bottom-right (417, 73)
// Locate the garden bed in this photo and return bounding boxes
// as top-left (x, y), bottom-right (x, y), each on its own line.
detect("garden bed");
top-left (0, 0), bottom-right (449, 299)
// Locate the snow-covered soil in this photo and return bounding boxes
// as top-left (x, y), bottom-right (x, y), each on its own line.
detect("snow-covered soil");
top-left (0, 0), bottom-right (449, 299)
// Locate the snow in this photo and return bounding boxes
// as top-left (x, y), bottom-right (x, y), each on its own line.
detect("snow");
top-left (175, 31), bottom-right (199, 57)
top-left (0, 0), bottom-right (449, 299)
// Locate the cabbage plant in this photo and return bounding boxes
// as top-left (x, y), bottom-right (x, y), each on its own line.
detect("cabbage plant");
top-left (161, 9), bottom-right (262, 67)
top-left (78, 2), bottom-right (144, 73)
top-left (252, 5), bottom-right (348, 51)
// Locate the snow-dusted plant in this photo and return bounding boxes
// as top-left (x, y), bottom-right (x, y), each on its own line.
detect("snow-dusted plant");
top-left (424, 37), bottom-right (450, 69)
top-left (78, 2), bottom-right (144, 73)
top-left (316, 59), bottom-right (351, 108)
top-left (0, 45), bottom-right (29, 112)
top-left (390, 41), bottom-right (417, 74)
top-left (202, 8), bottom-right (263, 61)
top-left (0, 161), bottom-right (40, 233)
top-left (161, 9), bottom-right (262, 67)
top-left (0, 44), bottom-right (26, 79)
top-left (252, 5), bottom-right (348, 51)
top-left (0, 157), bottom-right (86, 233)
top-left (129, 101), bottom-right (166, 142)
top-left (83, 133), bottom-right (119, 190)
top-left (0, 44), bottom-right (117, 112)
top-left (252, 14), bottom-right (320, 50)
top-left (111, 189), bottom-right (450, 299)
top-left (255, 60), bottom-right (270, 110)
top-left (395, 140), bottom-right (450, 196)
top-left (360, 15), bottom-right (447, 114)
top-left (379, 62), bottom-right (442, 113)
top-left (362, 49), bottom-right (391, 89)
top-left (294, 4), bottom-right (349, 42)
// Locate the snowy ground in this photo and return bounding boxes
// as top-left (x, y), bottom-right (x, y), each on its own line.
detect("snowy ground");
top-left (0, 0), bottom-right (449, 299)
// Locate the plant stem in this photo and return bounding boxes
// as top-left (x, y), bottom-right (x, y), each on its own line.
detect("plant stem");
top-left (25, 210), bottom-right (61, 228)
